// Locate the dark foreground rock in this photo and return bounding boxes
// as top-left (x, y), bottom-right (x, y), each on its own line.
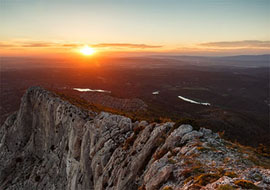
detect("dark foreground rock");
top-left (0, 87), bottom-right (269, 190)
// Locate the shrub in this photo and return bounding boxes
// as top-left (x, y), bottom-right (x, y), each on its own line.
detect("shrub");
top-left (154, 118), bottom-right (162, 123)
top-left (168, 158), bottom-right (177, 164)
top-left (184, 176), bottom-right (194, 184)
top-left (182, 165), bottom-right (205, 178)
top-left (218, 130), bottom-right (225, 138)
top-left (173, 118), bottom-right (200, 131)
top-left (163, 186), bottom-right (173, 190)
top-left (217, 168), bottom-right (225, 175)
top-left (187, 184), bottom-right (202, 189)
top-left (122, 134), bottom-right (137, 150)
top-left (217, 184), bottom-right (236, 190)
top-left (182, 165), bottom-right (205, 184)
top-left (197, 146), bottom-right (208, 152)
top-left (182, 168), bottom-right (192, 178)
top-left (256, 144), bottom-right (270, 157)
top-left (247, 155), bottom-right (270, 169)
top-left (234, 180), bottom-right (261, 190)
top-left (138, 185), bottom-right (146, 190)
top-left (224, 171), bottom-right (237, 178)
top-left (133, 125), bottom-right (145, 134)
top-left (192, 166), bottom-right (205, 175)
top-left (195, 173), bottom-right (221, 186)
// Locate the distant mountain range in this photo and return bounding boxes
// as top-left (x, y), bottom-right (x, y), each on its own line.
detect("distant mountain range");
top-left (150, 54), bottom-right (270, 67)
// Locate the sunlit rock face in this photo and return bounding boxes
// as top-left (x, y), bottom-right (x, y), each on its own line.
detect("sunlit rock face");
top-left (0, 87), bottom-right (269, 190)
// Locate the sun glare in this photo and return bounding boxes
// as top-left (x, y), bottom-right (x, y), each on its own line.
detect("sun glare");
top-left (79, 45), bottom-right (96, 56)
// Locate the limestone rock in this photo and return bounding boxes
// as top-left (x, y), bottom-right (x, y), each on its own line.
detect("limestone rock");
top-left (0, 87), bottom-right (269, 190)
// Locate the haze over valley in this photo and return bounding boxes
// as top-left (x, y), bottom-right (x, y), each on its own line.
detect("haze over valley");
top-left (1, 55), bottom-right (269, 147)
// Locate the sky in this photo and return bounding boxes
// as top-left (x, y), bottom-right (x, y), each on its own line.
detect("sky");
top-left (0, 0), bottom-right (269, 56)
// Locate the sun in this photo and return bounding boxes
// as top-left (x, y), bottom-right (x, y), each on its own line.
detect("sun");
top-left (79, 45), bottom-right (96, 56)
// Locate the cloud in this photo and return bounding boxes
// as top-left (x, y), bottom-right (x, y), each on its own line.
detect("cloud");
top-left (0, 40), bottom-right (162, 50)
top-left (0, 42), bottom-right (16, 48)
top-left (91, 43), bottom-right (162, 49)
top-left (200, 40), bottom-right (270, 48)
top-left (61, 43), bottom-right (163, 49)
top-left (62, 43), bottom-right (81, 47)
top-left (21, 42), bottom-right (55, 47)
top-left (0, 41), bottom-right (57, 48)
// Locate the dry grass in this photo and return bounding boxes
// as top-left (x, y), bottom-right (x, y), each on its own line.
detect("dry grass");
top-left (217, 184), bottom-right (236, 190)
top-left (138, 185), bottom-right (146, 190)
top-left (163, 186), bottom-right (173, 190)
top-left (224, 171), bottom-right (238, 178)
top-left (194, 173), bottom-right (221, 186)
top-left (234, 179), bottom-right (261, 190)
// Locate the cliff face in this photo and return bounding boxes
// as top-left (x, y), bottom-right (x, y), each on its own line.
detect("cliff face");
top-left (0, 87), bottom-right (269, 190)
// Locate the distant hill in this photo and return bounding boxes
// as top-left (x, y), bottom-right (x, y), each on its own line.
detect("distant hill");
top-left (217, 54), bottom-right (270, 62)
top-left (151, 54), bottom-right (270, 67)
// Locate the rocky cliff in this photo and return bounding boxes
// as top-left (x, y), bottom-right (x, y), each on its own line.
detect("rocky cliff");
top-left (0, 87), bottom-right (269, 190)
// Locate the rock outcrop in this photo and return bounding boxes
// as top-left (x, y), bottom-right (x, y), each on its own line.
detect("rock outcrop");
top-left (0, 87), bottom-right (269, 190)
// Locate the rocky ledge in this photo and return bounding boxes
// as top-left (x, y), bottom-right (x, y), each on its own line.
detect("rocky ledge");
top-left (0, 87), bottom-right (269, 190)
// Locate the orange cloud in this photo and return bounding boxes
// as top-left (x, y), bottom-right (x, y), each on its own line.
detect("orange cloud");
top-left (0, 41), bottom-right (162, 49)
top-left (1, 39), bottom-right (269, 57)
top-left (0, 42), bottom-right (16, 48)
top-left (91, 43), bottom-right (162, 49)
top-left (21, 42), bottom-right (55, 47)
top-left (0, 41), bottom-right (57, 48)
top-left (62, 43), bottom-right (81, 48)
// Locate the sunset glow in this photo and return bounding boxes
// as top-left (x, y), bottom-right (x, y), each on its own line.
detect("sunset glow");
top-left (0, 0), bottom-right (269, 57)
top-left (79, 46), bottom-right (96, 56)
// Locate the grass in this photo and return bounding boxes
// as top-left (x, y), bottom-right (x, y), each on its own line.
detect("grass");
top-left (194, 173), bottom-right (221, 186)
top-left (247, 155), bottom-right (270, 169)
top-left (197, 146), bottom-right (213, 152)
top-left (182, 165), bottom-right (205, 184)
top-left (226, 140), bottom-right (270, 169)
top-left (217, 184), bottom-right (236, 190)
top-left (183, 164), bottom-right (226, 186)
top-left (224, 171), bottom-right (238, 178)
top-left (138, 185), bottom-right (146, 190)
top-left (234, 179), bottom-right (261, 190)
top-left (182, 166), bottom-right (205, 178)
top-left (163, 186), bottom-right (173, 190)
top-left (168, 158), bottom-right (177, 164)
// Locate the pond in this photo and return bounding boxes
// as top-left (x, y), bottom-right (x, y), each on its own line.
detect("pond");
top-left (73, 88), bottom-right (111, 93)
top-left (178, 95), bottom-right (210, 106)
